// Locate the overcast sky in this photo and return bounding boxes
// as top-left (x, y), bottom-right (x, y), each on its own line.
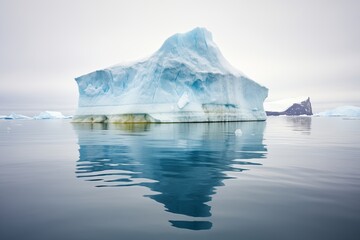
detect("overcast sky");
top-left (0, 0), bottom-right (359, 114)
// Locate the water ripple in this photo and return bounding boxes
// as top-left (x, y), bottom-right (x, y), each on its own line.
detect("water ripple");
top-left (74, 122), bottom-right (267, 230)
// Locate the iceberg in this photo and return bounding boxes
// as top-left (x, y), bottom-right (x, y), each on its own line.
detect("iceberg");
top-left (0, 111), bottom-right (71, 120)
top-left (73, 27), bottom-right (268, 123)
top-left (33, 111), bottom-right (70, 119)
top-left (265, 97), bottom-right (313, 116)
top-left (1, 113), bottom-right (32, 120)
top-left (315, 106), bottom-right (360, 117)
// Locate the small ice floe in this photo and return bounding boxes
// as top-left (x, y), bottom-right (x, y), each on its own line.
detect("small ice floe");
top-left (234, 129), bottom-right (242, 136)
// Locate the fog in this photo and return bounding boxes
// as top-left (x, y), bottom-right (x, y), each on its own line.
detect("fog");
top-left (1, 0), bottom-right (359, 114)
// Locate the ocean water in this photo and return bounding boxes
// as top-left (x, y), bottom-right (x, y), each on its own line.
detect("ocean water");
top-left (0, 117), bottom-right (359, 240)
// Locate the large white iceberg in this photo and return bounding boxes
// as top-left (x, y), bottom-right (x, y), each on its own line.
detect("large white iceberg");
top-left (315, 106), bottom-right (360, 117)
top-left (73, 27), bottom-right (268, 123)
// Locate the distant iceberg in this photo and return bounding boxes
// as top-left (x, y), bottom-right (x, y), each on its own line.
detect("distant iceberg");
top-left (33, 111), bottom-right (71, 119)
top-left (0, 113), bottom-right (32, 120)
top-left (0, 111), bottom-right (71, 120)
top-left (73, 27), bottom-right (268, 123)
top-left (315, 106), bottom-right (360, 117)
top-left (265, 97), bottom-right (313, 116)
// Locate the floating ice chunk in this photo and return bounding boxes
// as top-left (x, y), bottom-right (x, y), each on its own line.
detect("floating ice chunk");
top-left (235, 129), bottom-right (242, 136)
top-left (315, 106), bottom-right (360, 117)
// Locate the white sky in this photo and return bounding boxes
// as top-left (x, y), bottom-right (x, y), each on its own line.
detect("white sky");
top-left (0, 0), bottom-right (359, 114)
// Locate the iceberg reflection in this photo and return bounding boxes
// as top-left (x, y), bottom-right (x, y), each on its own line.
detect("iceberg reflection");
top-left (73, 122), bottom-right (267, 230)
top-left (286, 116), bottom-right (312, 134)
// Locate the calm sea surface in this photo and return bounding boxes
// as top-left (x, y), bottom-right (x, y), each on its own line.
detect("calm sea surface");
top-left (0, 117), bottom-right (359, 240)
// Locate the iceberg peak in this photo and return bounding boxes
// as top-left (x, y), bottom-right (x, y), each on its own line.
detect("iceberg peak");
top-left (156, 27), bottom-right (241, 76)
top-left (159, 27), bottom-right (213, 53)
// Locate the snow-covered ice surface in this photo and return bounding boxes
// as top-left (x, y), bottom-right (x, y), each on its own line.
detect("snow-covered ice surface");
top-left (74, 27), bottom-right (268, 123)
top-left (315, 106), bottom-right (360, 117)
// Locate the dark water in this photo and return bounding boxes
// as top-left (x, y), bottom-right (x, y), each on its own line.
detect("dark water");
top-left (0, 117), bottom-right (359, 240)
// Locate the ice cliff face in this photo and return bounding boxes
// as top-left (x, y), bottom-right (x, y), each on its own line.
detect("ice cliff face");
top-left (74, 27), bottom-right (268, 123)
